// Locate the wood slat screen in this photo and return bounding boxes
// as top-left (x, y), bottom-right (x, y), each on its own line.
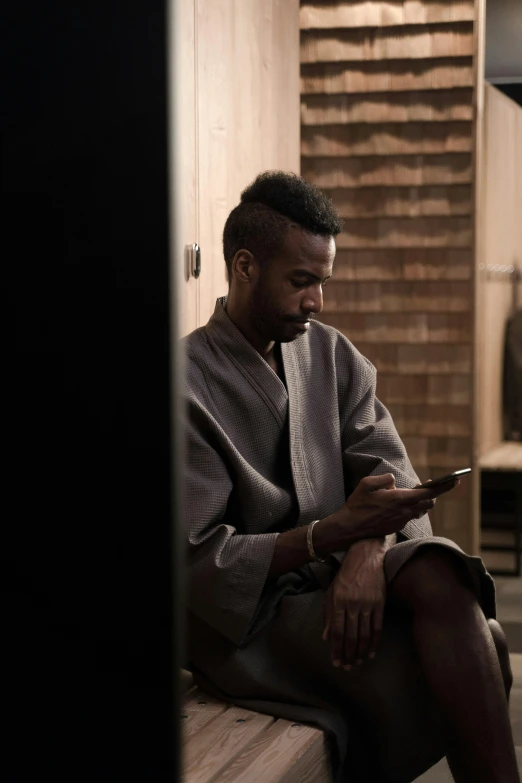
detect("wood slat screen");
top-left (300, 0), bottom-right (480, 549)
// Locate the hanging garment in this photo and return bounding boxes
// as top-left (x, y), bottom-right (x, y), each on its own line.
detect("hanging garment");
top-left (503, 307), bottom-right (522, 441)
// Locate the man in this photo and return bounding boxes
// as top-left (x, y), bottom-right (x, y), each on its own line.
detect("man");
top-left (183, 172), bottom-right (519, 782)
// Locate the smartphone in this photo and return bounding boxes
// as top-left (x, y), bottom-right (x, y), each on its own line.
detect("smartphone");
top-left (417, 468), bottom-right (472, 489)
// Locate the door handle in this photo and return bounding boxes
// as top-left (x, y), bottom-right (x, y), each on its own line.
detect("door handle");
top-left (190, 243), bottom-right (201, 279)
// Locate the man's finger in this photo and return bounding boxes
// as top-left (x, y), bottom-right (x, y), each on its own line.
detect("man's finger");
top-left (369, 606), bottom-right (384, 659)
top-left (411, 499), bottom-right (436, 516)
top-left (433, 478), bottom-right (460, 496)
top-left (342, 610), bottom-right (359, 669)
top-left (354, 611), bottom-right (372, 662)
top-left (329, 610), bottom-right (346, 667)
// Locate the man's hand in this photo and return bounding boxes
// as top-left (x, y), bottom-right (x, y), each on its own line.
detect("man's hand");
top-left (323, 540), bottom-right (387, 670)
top-left (332, 472), bottom-right (457, 544)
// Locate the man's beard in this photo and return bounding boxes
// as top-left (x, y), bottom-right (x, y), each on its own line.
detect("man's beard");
top-left (250, 281), bottom-right (293, 342)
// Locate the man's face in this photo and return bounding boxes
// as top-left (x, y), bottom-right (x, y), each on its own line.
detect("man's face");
top-left (249, 227), bottom-right (335, 343)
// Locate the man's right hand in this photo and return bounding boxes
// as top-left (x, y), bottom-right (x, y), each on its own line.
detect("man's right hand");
top-left (336, 473), bottom-right (458, 541)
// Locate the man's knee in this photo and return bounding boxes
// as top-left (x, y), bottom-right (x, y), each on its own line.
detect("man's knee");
top-left (488, 619), bottom-right (513, 696)
top-left (388, 546), bottom-right (477, 615)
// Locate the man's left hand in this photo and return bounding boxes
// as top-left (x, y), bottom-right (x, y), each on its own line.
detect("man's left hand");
top-left (322, 542), bottom-right (387, 670)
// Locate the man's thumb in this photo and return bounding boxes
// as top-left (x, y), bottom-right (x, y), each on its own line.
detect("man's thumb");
top-left (364, 473), bottom-right (396, 490)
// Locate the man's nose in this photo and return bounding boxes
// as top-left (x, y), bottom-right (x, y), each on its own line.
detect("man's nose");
top-left (302, 286), bottom-right (323, 315)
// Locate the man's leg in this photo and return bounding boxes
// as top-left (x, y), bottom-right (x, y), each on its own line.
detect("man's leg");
top-left (488, 618), bottom-right (514, 703)
top-left (387, 546), bottom-right (520, 783)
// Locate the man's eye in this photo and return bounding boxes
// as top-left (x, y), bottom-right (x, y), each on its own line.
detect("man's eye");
top-left (321, 280), bottom-right (329, 288)
top-left (291, 280), bottom-right (307, 288)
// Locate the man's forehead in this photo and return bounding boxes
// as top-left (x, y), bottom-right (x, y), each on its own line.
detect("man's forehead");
top-left (281, 227), bottom-right (335, 269)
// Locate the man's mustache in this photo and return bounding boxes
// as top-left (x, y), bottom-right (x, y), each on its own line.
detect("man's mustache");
top-left (286, 315), bottom-right (316, 323)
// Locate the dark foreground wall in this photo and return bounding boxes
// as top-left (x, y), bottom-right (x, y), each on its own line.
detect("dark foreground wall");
top-left (4, 3), bottom-right (180, 778)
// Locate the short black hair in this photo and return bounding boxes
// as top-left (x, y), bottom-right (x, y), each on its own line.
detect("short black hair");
top-left (222, 171), bottom-right (343, 276)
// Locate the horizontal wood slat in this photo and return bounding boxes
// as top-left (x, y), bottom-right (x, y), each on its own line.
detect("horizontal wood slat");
top-left (354, 342), bottom-right (472, 374)
top-left (301, 89), bottom-right (474, 123)
top-left (336, 216), bottom-right (472, 248)
top-left (387, 403), bottom-right (471, 436)
top-left (377, 374), bottom-right (471, 404)
top-left (301, 121), bottom-right (473, 156)
top-left (320, 311), bottom-right (472, 342)
top-left (322, 279), bottom-right (471, 311)
top-left (401, 435), bottom-right (471, 468)
top-left (300, 23), bottom-right (473, 63)
top-left (301, 153), bottom-right (472, 186)
top-left (300, 0), bottom-right (475, 29)
top-left (301, 58), bottom-right (473, 93)
top-left (329, 185), bottom-right (472, 217)
top-left (332, 248), bottom-right (472, 279)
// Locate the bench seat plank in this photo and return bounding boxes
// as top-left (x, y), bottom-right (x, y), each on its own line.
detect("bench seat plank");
top-left (184, 705), bottom-right (274, 782)
top-left (182, 702), bottom-right (228, 741)
top-left (211, 718), bottom-right (332, 783)
top-left (184, 687), bottom-right (226, 712)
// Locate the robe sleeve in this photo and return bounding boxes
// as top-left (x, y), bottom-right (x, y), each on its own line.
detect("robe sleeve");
top-left (331, 344), bottom-right (432, 564)
top-left (184, 398), bottom-right (279, 647)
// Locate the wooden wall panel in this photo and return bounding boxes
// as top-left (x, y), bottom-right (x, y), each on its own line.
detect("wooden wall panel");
top-left (333, 248), bottom-right (473, 279)
top-left (301, 0), bottom-right (480, 549)
top-left (173, 0), bottom-right (199, 336)
top-left (301, 89), bottom-right (474, 124)
top-left (301, 58), bottom-right (474, 93)
top-left (336, 216), bottom-right (473, 247)
top-left (197, 0), bottom-right (300, 327)
top-left (357, 343), bottom-right (472, 374)
top-left (322, 280), bottom-right (471, 311)
top-left (300, 0), bottom-right (475, 28)
top-left (328, 185), bottom-right (473, 217)
top-left (301, 153), bottom-right (473, 186)
top-left (300, 23), bottom-right (474, 63)
top-left (301, 121), bottom-right (473, 155)
top-left (177, 0), bottom-right (300, 336)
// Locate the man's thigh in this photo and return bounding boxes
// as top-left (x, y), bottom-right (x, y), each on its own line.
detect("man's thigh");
top-left (263, 587), bottom-right (446, 778)
top-left (264, 587), bottom-right (425, 707)
top-left (385, 544), bottom-right (479, 617)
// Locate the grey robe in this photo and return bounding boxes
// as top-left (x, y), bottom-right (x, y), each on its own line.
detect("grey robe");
top-left (183, 297), bottom-right (495, 782)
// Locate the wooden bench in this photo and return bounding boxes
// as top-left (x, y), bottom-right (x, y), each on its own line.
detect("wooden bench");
top-left (181, 676), bottom-right (333, 783)
top-left (480, 441), bottom-right (522, 577)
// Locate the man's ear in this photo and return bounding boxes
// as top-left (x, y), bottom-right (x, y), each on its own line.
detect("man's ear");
top-left (231, 249), bottom-right (257, 284)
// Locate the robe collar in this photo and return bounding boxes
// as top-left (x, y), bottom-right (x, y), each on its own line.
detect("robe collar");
top-left (206, 296), bottom-right (296, 427)
top-left (207, 296), bottom-right (318, 521)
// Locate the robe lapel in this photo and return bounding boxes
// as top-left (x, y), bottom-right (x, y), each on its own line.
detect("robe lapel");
top-left (208, 297), bottom-right (319, 525)
top-left (207, 297), bottom-right (288, 429)
top-left (282, 340), bottom-right (318, 525)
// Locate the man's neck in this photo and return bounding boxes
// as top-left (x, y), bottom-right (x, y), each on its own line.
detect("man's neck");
top-left (224, 294), bottom-right (274, 359)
